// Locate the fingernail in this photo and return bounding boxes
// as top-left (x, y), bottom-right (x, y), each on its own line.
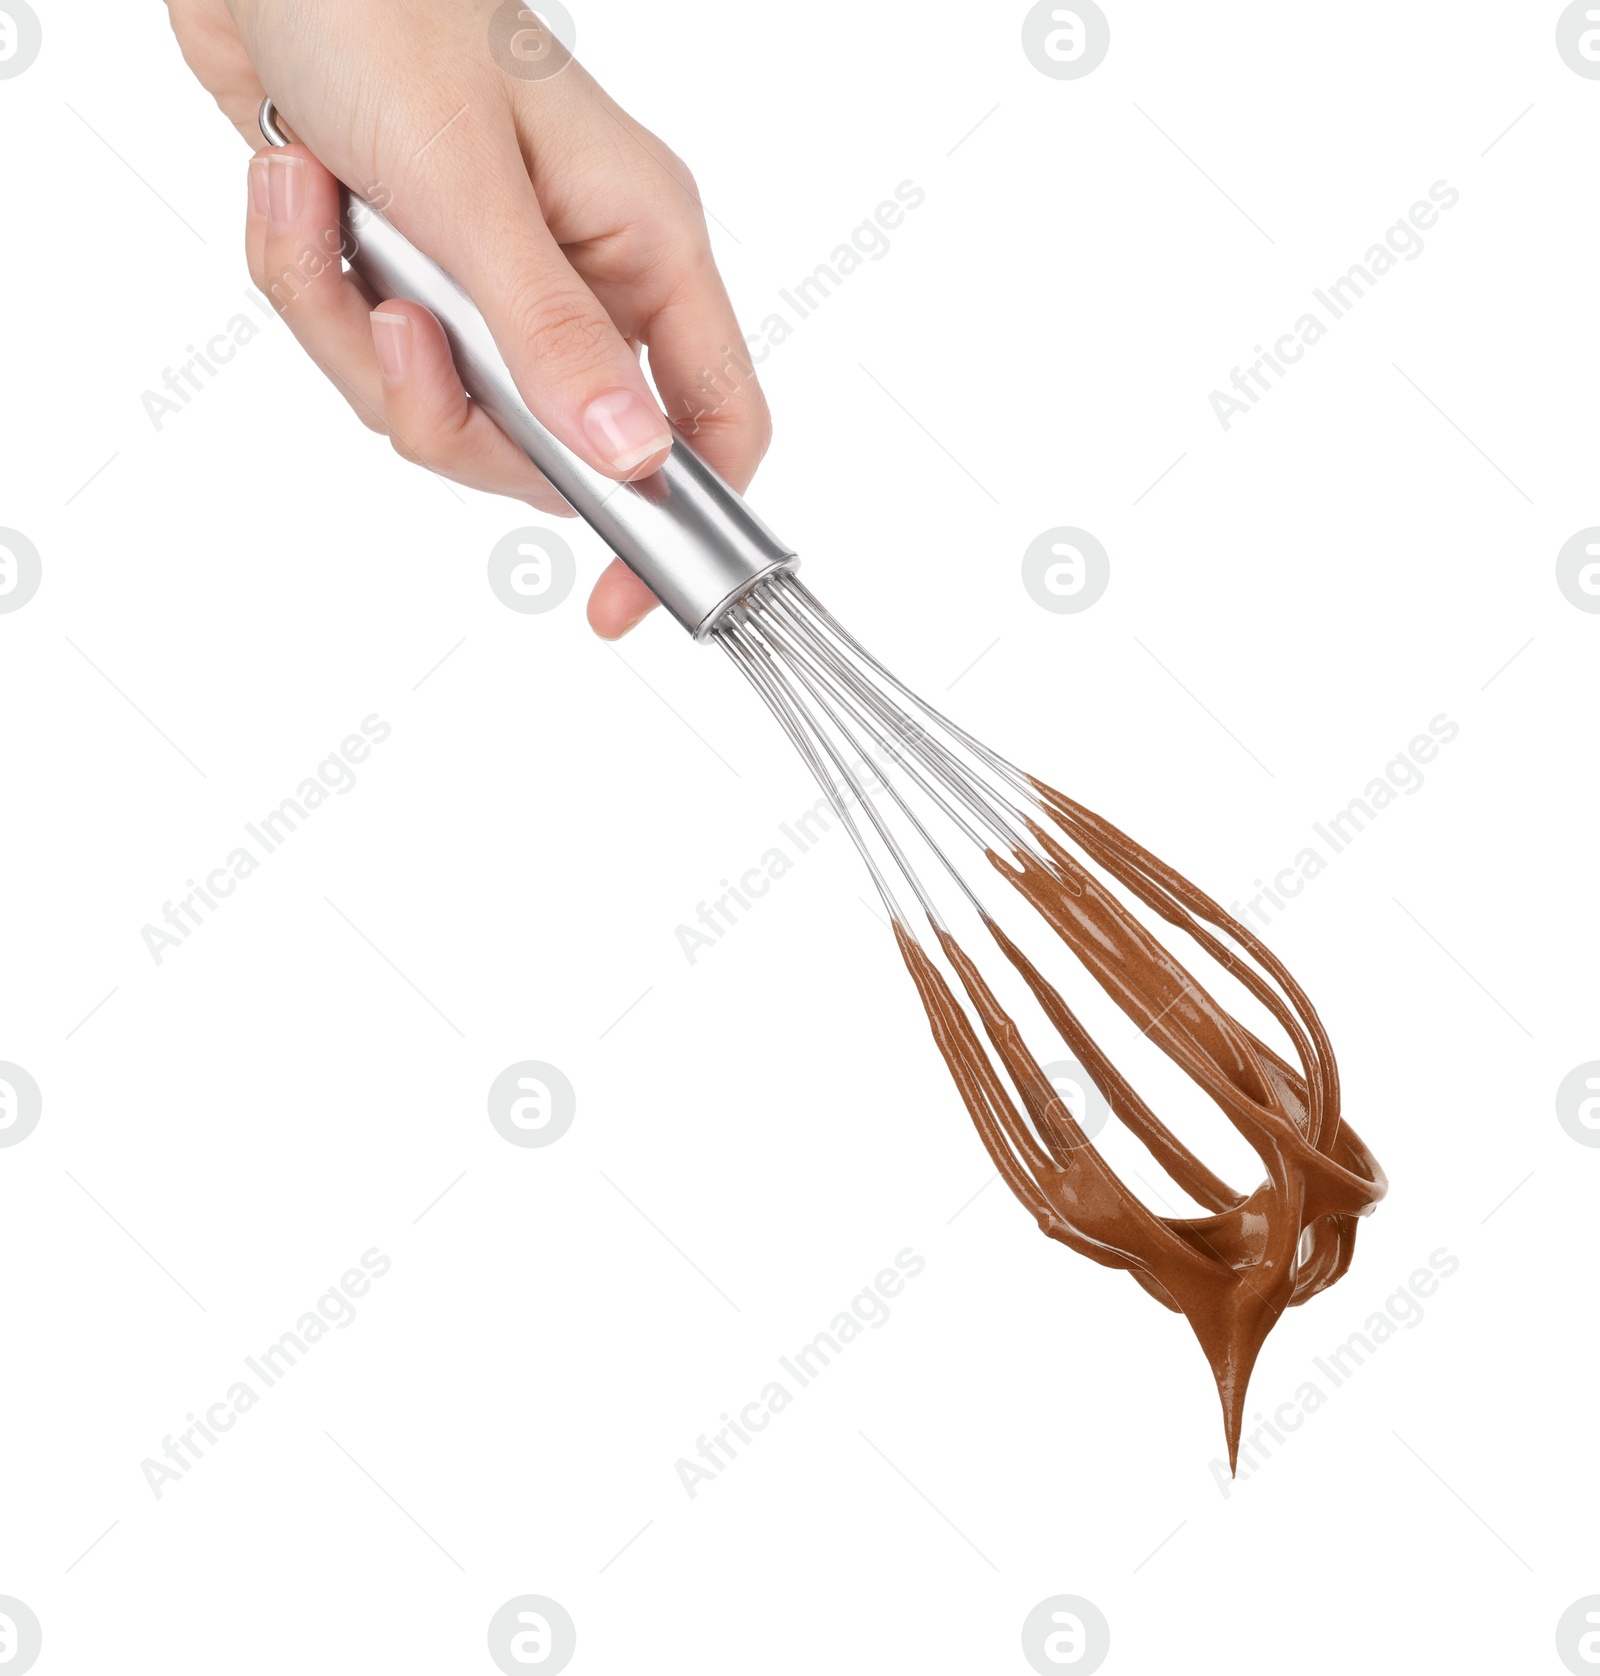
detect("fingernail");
top-left (266, 154), bottom-right (305, 229)
top-left (248, 156), bottom-right (270, 218)
top-left (370, 311), bottom-right (412, 381)
top-left (583, 390), bottom-right (671, 475)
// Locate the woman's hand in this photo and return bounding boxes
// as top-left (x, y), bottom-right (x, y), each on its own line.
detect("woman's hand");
top-left (166, 0), bottom-right (771, 637)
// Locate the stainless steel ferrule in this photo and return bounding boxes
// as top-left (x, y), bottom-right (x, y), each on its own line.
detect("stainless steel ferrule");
top-left (260, 100), bottom-right (797, 638)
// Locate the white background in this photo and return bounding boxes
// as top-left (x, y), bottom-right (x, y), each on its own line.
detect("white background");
top-left (2, 3), bottom-right (1596, 1672)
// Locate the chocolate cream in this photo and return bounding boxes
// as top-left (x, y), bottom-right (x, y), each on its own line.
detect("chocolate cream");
top-left (893, 776), bottom-right (1386, 1468)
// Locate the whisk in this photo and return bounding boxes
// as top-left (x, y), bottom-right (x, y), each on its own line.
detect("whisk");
top-left (716, 573), bottom-right (1386, 1462)
top-left (260, 100), bottom-right (1387, 1462)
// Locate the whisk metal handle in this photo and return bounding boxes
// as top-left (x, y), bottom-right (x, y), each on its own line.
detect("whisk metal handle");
top-left (258, 99), bottom-right (796, 639)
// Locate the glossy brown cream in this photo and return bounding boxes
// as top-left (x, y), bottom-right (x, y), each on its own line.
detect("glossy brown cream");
top-left (892, 776), bottom-right (1386, 1468)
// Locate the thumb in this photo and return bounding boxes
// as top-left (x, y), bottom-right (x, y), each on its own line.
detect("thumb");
top-left (441, 177), bottom-right (672, 482)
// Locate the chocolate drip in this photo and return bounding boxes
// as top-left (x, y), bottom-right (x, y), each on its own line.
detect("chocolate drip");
top-left (893, 777), bottom-right (1386, 1468)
